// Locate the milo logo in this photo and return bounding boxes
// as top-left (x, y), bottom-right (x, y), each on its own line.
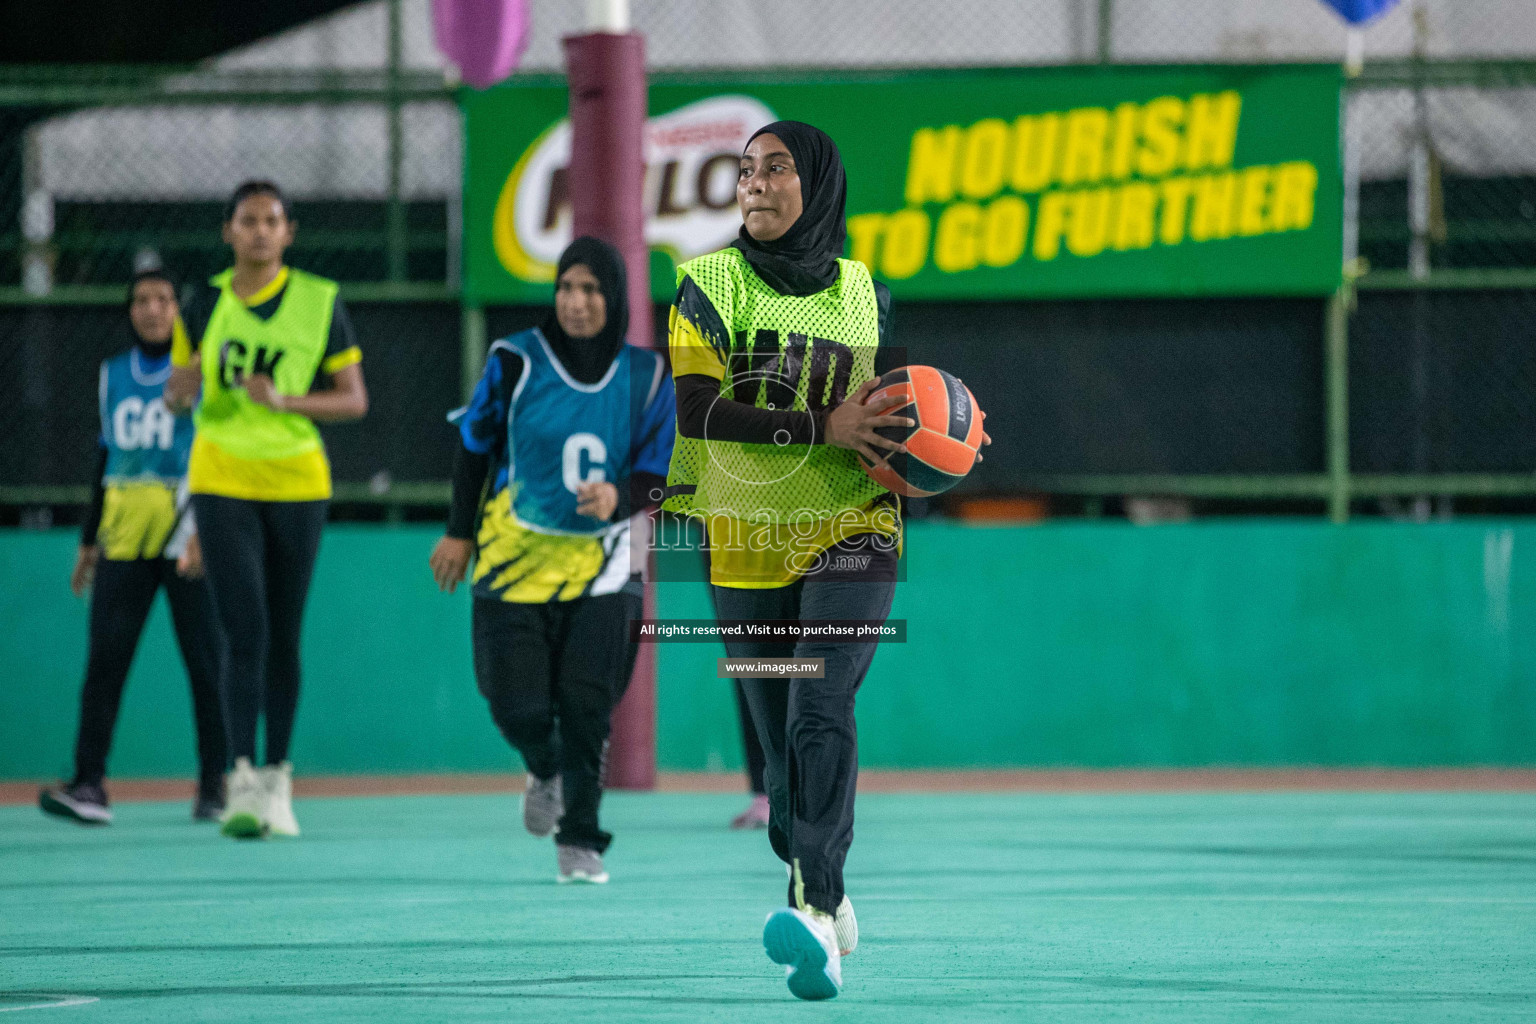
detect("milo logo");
top-left (492, 95), bottom-right (776, 283)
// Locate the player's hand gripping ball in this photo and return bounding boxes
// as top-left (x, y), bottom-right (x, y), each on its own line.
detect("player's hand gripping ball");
top-left (857, 366), bottom-right (986, 497)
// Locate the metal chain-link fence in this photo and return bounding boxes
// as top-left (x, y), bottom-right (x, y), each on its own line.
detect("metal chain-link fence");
top-left (27, 97), bottom-right (458, 287)
top-left (4, 0), bottom-right (1536, 515)
top-left (1350, 287), bottom-right (1536, 476)
top-left (1350, 86), bottom-right (1536, 273)
top-left (5, 0), bottom-right (1536, 291)
top-left (1111, 0), bottom-right (1534, 64)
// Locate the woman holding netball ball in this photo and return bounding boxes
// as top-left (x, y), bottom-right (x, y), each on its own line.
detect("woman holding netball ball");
top-left (663, 120), bottom-right (987, 1000)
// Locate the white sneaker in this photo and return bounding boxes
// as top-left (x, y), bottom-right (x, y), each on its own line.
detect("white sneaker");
top-left (260, 762), bottom-right (300, 837)
top-left (220, 758), bottom-right (268, 839)
top-left (763, 907), bottom-right (842, 1001)
top-left (834, 895), bottom-right (858, 956)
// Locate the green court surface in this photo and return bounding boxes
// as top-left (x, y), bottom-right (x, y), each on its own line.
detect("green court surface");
top-left (3, 790), bottom-right (1534, 1022)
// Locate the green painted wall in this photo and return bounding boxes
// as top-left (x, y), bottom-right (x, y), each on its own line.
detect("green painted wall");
top-left (3, 521), bottom-right (1533, 780)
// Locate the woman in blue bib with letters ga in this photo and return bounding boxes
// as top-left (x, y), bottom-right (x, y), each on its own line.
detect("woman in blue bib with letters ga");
top-left (39, 269), bottom-right (227, 826)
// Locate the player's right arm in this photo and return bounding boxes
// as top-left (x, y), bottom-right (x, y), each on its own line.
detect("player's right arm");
top-left (73, 448), bottom-right (106, 597)
top-left (164, 290), bottom-right (209, 413)
top-left (430, 345), bottom-right (523, 593)
top-left (74, 369), bottom-right (111, 597)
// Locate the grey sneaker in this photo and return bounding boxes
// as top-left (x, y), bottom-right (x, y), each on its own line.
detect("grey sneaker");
top-left (39, 781), bottom-right (112, 825)
top-left (521, 774), bottom-right (563, 837)
top-left (192, 777), bottom-right (225, 822)
top-left (556, 844), bottom-right (609, 884)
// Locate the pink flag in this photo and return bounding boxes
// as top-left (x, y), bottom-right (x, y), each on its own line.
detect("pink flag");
top-left (431, 0), bottom-right (530, 90)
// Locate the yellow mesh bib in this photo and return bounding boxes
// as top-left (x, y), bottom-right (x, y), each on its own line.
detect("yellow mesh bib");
top-left (664, 249), bottom-right (886, 525)
top-left (194, 268), bottom-right (336, 462)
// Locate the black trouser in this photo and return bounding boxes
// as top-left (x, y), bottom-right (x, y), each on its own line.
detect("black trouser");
top-left (192, 495), bottom-right (327, 766)
top-left (73, 557), bottom-right (227, 788)
top-left (712, 573), bottom-right (896, 916)
top-left (735, 681), bottom-right (767, 796)
top-left (709, 585), bottom-right (767, 797)
top-left (472, 592), bottom-right (641, 853)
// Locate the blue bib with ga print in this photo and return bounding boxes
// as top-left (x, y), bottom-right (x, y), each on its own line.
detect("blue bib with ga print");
top-left (501, 329), bottom-right (665, 535)
top-left (100, 347), bottom-right (194, 483)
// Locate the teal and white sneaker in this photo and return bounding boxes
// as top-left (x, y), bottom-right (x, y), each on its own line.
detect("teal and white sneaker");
top-left (781, 863), bottom-right (857, 955)
top-left (763, 907), bottom-right (842, 1001)
top-left (220, 757), bottom-right (268, 840)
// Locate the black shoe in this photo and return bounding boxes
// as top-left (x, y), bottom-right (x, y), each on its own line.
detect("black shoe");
top-left (39, 781), bottom-right (112, 825)
top-left (193, 777), bottom-right (226, 822)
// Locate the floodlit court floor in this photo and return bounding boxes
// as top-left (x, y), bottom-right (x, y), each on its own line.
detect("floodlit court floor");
top-left (3, 788), bottom-right (1535, 1022)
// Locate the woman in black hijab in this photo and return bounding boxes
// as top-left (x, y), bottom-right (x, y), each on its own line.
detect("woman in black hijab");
top-left (543, 235), bottom-right (632, 383)
top-left (663, 120), bottom-right (981, 1001)
top-left (729, 120), bottom-right (849, 296)
top-left (430, 236), bottom-right (676, 885)
top-left (716, 122), bottom-right (853, 839)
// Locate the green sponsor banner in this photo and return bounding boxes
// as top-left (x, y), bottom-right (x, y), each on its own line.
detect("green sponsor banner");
top-left (462, 65), bottom-right (1342, 304)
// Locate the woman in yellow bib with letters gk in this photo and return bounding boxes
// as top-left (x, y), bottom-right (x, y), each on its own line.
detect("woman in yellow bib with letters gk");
top-left (165, 180), bottom-right (368, 841)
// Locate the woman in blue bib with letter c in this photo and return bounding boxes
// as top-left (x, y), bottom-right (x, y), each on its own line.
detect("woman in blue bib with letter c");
top-left (429, 236), bottom-right (675, 885)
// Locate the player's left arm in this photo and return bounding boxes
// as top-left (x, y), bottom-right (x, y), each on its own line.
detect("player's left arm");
top-left (863, 280), bottom-right (988, 462)
top-left (433, 346), bottom-right (522, 589)
top-left (245, 298), bottom-right (368, 422)
top-left (606, 357), bottom-right (676, 520)
top-left (578, 350), bottom-right (678, 522)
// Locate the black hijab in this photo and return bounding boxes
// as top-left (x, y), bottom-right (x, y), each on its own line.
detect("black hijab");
top-left (731, 120), bottom-right (847, 297)
top-left (544, 236), bottom-right (630, 385)
top-left (127, 267), bottom-right (176, 360)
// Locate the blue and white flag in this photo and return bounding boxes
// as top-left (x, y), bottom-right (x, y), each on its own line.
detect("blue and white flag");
top-left (1319, 0), bottom-right (1402, 26)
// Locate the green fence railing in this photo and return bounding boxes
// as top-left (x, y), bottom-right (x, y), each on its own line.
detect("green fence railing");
top-left (4, 46), bottom-right (1536, 521)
